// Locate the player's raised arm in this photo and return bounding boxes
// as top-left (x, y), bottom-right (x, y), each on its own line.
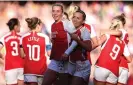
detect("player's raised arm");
top-left (100, 29), bottom-right (122, 37)
top-left (61, 18), bottom-right (77, 60)
top-left (100, 13), bottom-right (127, 37)
top-left (98, 34), bottom-right (108, 46)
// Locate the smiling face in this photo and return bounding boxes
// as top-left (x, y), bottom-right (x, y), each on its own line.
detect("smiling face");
top-left (52, 5), bottom-right (63, 22)
top-left (72, 12), bottom-right (84, 29)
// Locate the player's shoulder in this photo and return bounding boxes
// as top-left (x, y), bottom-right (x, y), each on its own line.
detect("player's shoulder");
top-left (62, 19), bottom-right (69, 23)
top-left (16, 33), bottom-right (21, 37)
top-left (1, 32), bottom-right (11, 39)
top-left (84, 23), bottom-right (91, 28)
top-left (119, 28), bottom-right (128, 34)
top-left (104, 34), bottom-right (111, 40)
top-left (84, 23), bottom-right (93, 32)
top-left (21, 32), bottom-right (31, 39)
top-left (37, 33), bottom-right (46, 38)
top-left (62, 19), bottom-right (72, 27)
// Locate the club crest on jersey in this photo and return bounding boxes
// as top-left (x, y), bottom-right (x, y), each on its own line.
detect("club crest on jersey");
top-left (51, 31), bottom-right (58, 38)
top-left (28, 37), bottom-right (39, 42)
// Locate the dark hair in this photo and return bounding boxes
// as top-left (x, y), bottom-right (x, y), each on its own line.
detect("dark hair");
top-left (75, 10), bottom-right (86, 21)
top-left (52, 3), bottom-right (64, 13)
top-left (64, 12), bottom-right (69, 20)
top-left (113, 13), bottom-right (126, 26)
top-left (25, 17), bottom-right (42, 30)
top-left (7, 18), bottom-right (19, 31)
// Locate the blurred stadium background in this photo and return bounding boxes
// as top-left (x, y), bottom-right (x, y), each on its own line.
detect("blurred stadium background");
top-left (0, 1), bottom-right (133, 85)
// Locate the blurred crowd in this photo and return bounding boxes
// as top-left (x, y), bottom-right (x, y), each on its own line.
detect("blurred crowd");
top-left (0, 1), bottom-right (133, 85)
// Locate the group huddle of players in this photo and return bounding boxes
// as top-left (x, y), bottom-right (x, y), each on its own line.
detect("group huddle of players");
top-left (0, 3), bottom-right (132, 85)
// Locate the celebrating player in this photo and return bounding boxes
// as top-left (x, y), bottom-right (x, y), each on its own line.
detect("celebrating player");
top-left (20, 17), bottom-right (49, 85)
top-left (41, 3), bottom-right (76, 85)
top-left (94, 14), bottom-right (132, 85)
top-left (0, 18), bottom-right (24, 85)
top-left (62, 10), bottom-right (93, 85)
top-left (101, 13), bottom-right (131, 85)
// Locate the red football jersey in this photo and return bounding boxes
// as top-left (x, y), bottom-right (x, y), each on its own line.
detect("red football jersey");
top-left (50, 20), bottom-right (75, 60)
top-left (0, 31), bottom-right (24, 70)
top-left (21, 32), bottom-right (47, 76)
top-left (119, 29), bottom-right (129, 69)
top-left (70, 25), bottom-right (91, 61)
top-left (96, 34), bottom-right (129, 77)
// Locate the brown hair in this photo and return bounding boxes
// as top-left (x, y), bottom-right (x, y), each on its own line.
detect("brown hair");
top-left (113, 13), bottom-right (126, 26)
top-left (75, 10), bottom-right (86, 21)
top-left (52, 3), bottom-right (64, 13)
top-left (25, 17), bottom-right (42, 30)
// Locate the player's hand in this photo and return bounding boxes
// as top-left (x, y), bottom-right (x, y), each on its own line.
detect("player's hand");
top-left (69, 33), bottom-right (79, 41)
top-left (61, 53), bottom-right (69, 61)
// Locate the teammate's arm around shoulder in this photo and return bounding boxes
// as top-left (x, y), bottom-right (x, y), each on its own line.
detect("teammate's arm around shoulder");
top-left (98, 34), bottom-right (108, 46)
top-left (123, 44), bottom-right (132, 63)
top-left (101, 29), bottom-right (122, 37)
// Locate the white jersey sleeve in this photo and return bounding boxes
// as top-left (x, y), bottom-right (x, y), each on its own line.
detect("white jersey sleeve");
top-left (43, 34), bottom-right (51, 46)
top-left (90, 25), bottom-right (97, 38)
top-left (118, 28), bottom-right (127, 40)
top-left (65, 41), bottom-right (77, 55)
top-left (62, 20), bottom-right (76, 33)
top-left (81, 27), bottom-right (91, 41)
top-left (101, 34), bottom-right (110, 50)
top-left (123, 44), bottom-right (130, 57)
top-left (38, 33), bottom-right (51, 51)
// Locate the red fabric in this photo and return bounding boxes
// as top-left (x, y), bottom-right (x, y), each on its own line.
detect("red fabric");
top-left (70, 26), bottom-right (88, 61)
top-left (3, 31), bottom-right (24, 70)
top-left (96, 35), bottom-right (125, 77)
top-left (50, 21), bottom-right (68, 60)
top-left (127, 75), bottom-right (133, 85)
top-left (22, 32), bottom-right (47, 75)
top-left (119, 32), bottom-right (129, 69)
